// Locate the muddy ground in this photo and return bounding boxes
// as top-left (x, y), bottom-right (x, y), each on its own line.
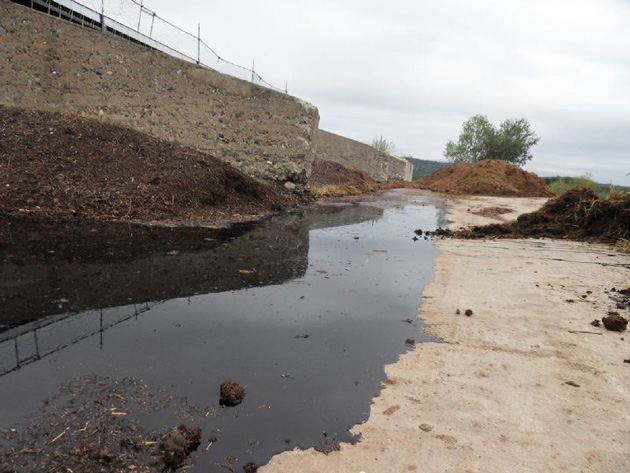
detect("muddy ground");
top-left (262, 193), bottom-right (630, 473)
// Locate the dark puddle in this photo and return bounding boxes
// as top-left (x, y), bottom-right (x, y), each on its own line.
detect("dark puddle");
top-left (0, 191), bottom-right (441, 471)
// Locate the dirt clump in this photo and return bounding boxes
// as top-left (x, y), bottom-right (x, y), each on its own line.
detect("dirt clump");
top-left (451, 189), bottom-right (630, 244)
top-left (409, 159), bottom-right (554, 197)
top-left (0, 106), bottom-right (299, 225)
top-left (309, 159), bottom-right (379, 197)
top-left (602, 313), bottom-right (628, 332)
top-left (465, 309), bottom-right (474, 317)
top-left (220, 380), bottom-right (245, 406)
top-left (472, 206), bottom-right (513, 219)
top-left (244, 462), bottom-right (260, 472)
top-left (158, 425), bottom-right (202, 471)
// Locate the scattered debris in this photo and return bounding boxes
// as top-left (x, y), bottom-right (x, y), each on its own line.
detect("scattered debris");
top-left (403, 318), bottom-right (414, 324)
top-left (405, 338), bottom-right (416, 345)
top-left (294, 334), bottom-right (311, 339)
top-left (220, 380), bottom-right (245, 407)
top-left (565, 381), bottom-right (580, 388)
top-left (419, 423), bottom-right (433, 432)
top-left (591, 320), bottom-right (601, 327)
top-left (0, 376), bottom-right (208, 473)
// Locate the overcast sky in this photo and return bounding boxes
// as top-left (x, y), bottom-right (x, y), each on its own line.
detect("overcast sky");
top-left (96, 0), bottom-right (630, 185)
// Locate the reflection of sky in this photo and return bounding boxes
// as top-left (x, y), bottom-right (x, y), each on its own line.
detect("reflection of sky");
top-left (0, 201), bottom-right (440, 471)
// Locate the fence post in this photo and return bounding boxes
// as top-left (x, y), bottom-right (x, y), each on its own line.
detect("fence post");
top-left (285, 81), bottom-right (288, 94)
top-left (100, 0), bottom-right (106, 33)
top-left (137, 0), bottom-right (144, 31)
top-left (197, 24), bottom-right (201, 65)
top-left (150, 13), bottom-right (155, 37)
top-left (252, 59), bottom-right (255, 82)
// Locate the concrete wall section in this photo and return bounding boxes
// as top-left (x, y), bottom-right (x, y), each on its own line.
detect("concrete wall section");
top-left (315, 130), bottom-right (413, 182)
top-left (0, 0), bottom-right (319, 191)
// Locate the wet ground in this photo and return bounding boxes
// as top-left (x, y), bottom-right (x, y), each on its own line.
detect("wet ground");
top-left (0, 191), bottom-right (442, 472)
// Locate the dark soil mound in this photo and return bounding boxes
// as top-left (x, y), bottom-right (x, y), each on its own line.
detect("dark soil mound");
top-left (454, 189), bottom-right (630, 243)
top-left (412, 159), bottom-right (554, 197)
top-left (309, 159), bottom-right (379, 196)
top-left (0, 106), bottom-right (298, 223)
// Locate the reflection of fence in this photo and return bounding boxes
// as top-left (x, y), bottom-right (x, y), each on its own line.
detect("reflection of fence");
top-left (0, 301), bottom-right (162, 377)
top-left (13, 0), bottom-right (288, 93)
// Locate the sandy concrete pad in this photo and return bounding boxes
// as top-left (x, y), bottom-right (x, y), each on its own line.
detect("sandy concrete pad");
top-left (263, 196), bottom-right (630, 473)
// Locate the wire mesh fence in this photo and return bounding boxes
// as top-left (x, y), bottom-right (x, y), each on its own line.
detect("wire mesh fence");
top-left (18, 0), bottom-right (287, 93)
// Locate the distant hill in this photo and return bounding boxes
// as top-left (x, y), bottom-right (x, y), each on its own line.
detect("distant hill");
top-left (541, 176), bottom-right (630, 197)
top-left (404, 158), bottom-right (450, 180)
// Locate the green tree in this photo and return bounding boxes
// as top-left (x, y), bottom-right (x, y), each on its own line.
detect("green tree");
top-left (371, 136), bottom-right (396, 154)
top-left (444, 115), bottom-right (539, 166)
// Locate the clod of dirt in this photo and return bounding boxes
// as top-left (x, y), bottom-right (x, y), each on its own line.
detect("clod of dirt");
top-left (419, 423), bottom-right (433, 432)
top-left (465, 309), bottom-right (473, 317)
top-left (219, 380), bottom-right (245, 406)
top-left (624, 359), bottom-right (630, 364)
top-left (602, 314), bottom-right (628, 332)
top-left (591, 320), bottom-right (601, 327)
top-left (316, 440), bottom-right (341, 455)
top-left (243, 462), bottom-right (260, 472)
top-left (414, 229), bottom-right (423, 236)
top-left (565, 381), bottom-right (580, 388)
top-left (403, 318), bottom-right (414, 324)
top-left (455, 309), bottom-right (461, 315)
top-left (158, 425), bottom-right (202, 471)
top-left (405, 338), bottom-right (416, 345)
top-left (294, 334), bottom-right (311, 339)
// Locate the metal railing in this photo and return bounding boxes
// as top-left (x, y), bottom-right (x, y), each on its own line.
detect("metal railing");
top-left (13, 0), bottom-right (288, 93)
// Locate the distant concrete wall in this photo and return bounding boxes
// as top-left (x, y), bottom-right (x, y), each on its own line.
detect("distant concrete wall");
top-left (0, 0), bottom-right (319, 191)
top-left (314, 130), bottom-right (413, 182)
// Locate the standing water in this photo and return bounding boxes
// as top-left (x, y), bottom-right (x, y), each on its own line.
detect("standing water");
top-left (0, 191), bottom-right (442, 472)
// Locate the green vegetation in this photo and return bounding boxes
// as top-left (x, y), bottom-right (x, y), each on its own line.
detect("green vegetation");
top-left (370, 136), bottom-right (396, 154)
top-left (404, 157), bottom-right (450, 180)
top-left (444, 115), bottom-right (539, 166)
top-left (542, 174), bottom-right (630, 197)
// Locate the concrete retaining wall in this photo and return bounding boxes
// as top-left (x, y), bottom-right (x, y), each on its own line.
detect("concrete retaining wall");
top-left (0, 0), bottom-right (319, 191)
top-left (315, 130), bottom-right (413, 182)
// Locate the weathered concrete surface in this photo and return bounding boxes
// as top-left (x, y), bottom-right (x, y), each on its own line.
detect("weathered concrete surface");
top-left (263, 194), bottom-right (630, 473)
top-left (0, 0), bottom-right (319, 191)
top-left (315, 130), bottom-right (413, 182)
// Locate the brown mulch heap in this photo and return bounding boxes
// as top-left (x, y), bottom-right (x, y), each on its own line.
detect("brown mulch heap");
top-left (309, 159), bottom-right (379, 197)
top-left (0, 106), bottom-right (299, 224)
top-left (453, 189), bottom-right (630, 243)
top-left (411, 159), bottom-right (554, 197)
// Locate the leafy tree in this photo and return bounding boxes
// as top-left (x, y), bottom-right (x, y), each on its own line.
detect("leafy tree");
top-left (444, 115), bottom-right (539, 166)
top-left (371, 136), bottom-right (396, 155)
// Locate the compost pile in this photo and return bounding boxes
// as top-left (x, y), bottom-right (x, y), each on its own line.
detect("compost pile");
top-left (454, 189), bottom-right (630, 243)
top-left (0, 106), bottom-right (299, 224)
top-left (414, 159), bottom-right (554, 197)
top-left (309, 159), bottom-right (379, 197)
